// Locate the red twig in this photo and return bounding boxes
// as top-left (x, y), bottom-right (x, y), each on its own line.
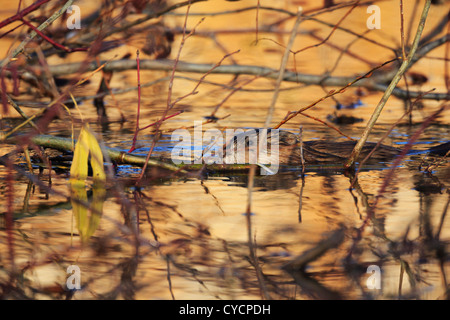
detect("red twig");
top-left (0, 22), bottom-right (25, 40)
top-left (0, 0), bottom-right (87, 52)
top-left (140, 111), bottom-right (184, 131)
top-left (6, 167), bottom-right (16, 270)
top-left (0, 0), bottom-right (50, 29)
top-left (445, 10), bottom-right (450, 93)
top-left (21, 18), bottom-right (88, 53)
top-left (0, 70), bottom-right (6, 112)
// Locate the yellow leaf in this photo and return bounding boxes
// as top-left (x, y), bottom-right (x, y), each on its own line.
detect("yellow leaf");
top-left (69, 127), bottom-right (89, 184)
top-left (84, 127), bottom-right (106, 184)
top-left (69, 124), bottom-right (106, 185)
top-left (69, 124), bottom-right (107, 244)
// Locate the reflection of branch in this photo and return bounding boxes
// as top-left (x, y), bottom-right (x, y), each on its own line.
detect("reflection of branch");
top-left (418, 10), bottom-right (450, 47)
top-left (282, 227), bottom-right (345, 300)
top-left (283, 228), bottom-right (345, 270)
top-left (345, 105), bottom-right (447, 263)
top-left (307, 16), bottom-right (395, 52)
top-left (413, 34), bottom-right (450, 66)
top-left (309, 29), bottom-right (374, 68)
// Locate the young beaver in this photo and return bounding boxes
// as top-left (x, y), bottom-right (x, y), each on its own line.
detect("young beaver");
top-left (225, 129), bottom-right (450, 166)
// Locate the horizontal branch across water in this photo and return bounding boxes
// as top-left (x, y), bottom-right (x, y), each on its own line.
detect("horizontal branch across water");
top-left (26, 58), bottom-right (449, 101)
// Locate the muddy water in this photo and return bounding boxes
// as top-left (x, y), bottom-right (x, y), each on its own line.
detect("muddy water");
top-left (0, 0), bottom-right (449, 300)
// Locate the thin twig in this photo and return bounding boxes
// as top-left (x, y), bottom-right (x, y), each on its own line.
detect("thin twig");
top-left (136, 2), bottom-right (199, 184)
top-left (291, 1), bottom-right (359, 55)
top-left (273, 58), bottom-right (397, 129)
top-left (344, 0), bottom-right (433, 169)
top-left (350, 89), bottom-right (436, 188)
top-left (299, 112), bottom-right (356, 141)
top-left (400, 0), bottom-right (407, 60)
top-left (264, 7), bottom-right (303, 128)
top-left (299, 126), bottom-right (305, 176)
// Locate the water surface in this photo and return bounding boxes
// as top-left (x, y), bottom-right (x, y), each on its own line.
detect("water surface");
top-left (0, 0), bottom-right (449, 300)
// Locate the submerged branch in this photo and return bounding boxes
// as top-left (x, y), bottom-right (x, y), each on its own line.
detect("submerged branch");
top-left (5, 134), bottom-right (185, 173)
